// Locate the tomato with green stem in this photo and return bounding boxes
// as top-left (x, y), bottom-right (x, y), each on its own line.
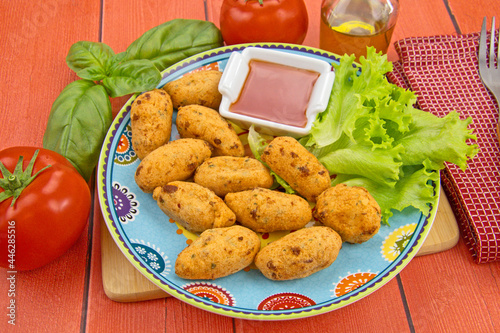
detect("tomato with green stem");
top-left (220, 0), bottom-right (309, 45)
top-left (0, 147), bottom-right (91, 271)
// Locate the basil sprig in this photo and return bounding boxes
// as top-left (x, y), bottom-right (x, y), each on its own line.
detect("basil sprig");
top-left (43, 19), bottom-right (223, 181)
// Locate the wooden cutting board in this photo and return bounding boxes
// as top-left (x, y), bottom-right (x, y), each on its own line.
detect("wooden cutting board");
top-left (101, 185), bottom-right (459, 302)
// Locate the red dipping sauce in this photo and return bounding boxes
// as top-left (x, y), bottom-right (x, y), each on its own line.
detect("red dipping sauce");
top-left (230, 60), bottom-right (320, 128)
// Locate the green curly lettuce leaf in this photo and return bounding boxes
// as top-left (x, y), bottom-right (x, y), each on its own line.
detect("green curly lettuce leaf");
top-left (394, 107), bottom-right (478, 171)
top-left (332, 160), bottom-right (440, 223)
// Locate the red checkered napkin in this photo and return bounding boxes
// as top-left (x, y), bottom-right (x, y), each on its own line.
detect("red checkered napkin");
top-left (387, 32), bottom-right (500, 263)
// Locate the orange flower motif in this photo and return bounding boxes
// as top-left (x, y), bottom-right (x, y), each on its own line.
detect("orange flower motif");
top-left (334, 272), bottom-right (378, 297)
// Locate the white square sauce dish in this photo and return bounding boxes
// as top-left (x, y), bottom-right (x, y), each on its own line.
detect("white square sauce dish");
top-left (218, 47), bottom-right (335, 138)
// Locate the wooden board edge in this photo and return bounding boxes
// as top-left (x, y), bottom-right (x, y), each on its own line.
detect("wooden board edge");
top-left (100, 219), bottom-right (171, 302)
top-left (416, 186), bottom-right (460, 256)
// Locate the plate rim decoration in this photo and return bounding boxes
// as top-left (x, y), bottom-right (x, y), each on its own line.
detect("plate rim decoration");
top-left (97, 43), bottom-right (439, 320)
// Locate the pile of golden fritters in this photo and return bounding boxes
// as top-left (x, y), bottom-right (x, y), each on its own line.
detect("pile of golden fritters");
top-left (131, 70), bottom-right (381, 281)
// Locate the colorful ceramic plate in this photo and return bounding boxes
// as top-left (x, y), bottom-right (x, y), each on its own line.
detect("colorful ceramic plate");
top-left (97, 43), bottom-right (438, 320)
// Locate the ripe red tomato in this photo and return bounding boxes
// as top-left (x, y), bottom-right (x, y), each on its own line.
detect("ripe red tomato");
top-left (220, 0), bottom-right (309, 45)
top-left (0, 147), bottom-right (91, 271)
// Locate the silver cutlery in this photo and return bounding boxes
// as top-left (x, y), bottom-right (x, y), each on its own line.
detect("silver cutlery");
top-left (479, 17), bottom-right (500, 108)
top-left (479, 17), bottom-right (500, 140)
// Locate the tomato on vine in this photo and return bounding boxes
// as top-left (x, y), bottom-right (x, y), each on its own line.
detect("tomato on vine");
top-left (220, 0), bottom-right (309, 45)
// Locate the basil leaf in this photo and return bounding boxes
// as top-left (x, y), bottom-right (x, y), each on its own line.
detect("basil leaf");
top-left (43, 80), bottom-right (112, 181)
top-left (66, 41), bottom-right (115, 81)
top-left (110, 51), bottom-right (127, 65)
top-left (123, 19), bottom-right (224, 71)
top-left (102, 59), bottom-right (162, 98)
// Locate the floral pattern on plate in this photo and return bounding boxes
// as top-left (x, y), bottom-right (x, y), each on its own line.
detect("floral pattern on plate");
top-left (130, 239), bottom-right (171, 278)
top-left (332, 271), bottom-right (378, 297)
top-left (258, 293), bottom-right (316, 310)
top-left (114, 124), bottom-right (138, 166)
top-left (183, 282), bottom-right (235, 306)
top-left (112, 182), bottom-right (139, 224)
top-left (381, 224), bottom-right (417, 262)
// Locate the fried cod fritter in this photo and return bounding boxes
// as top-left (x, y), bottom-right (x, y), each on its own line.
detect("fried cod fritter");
top-left (254, 226), bottom-right (342, 281)
top-left (130, 89), bottom-right (173, 160)
top-left (261, 136), bottom-right (331, 202)
top-left (194, 156), bottom-right (273, 197)
top-left (163, 70), bottom-right (223, 110)
top-left (224, 188), bottom-right (312, 233)
top-left (175, 225), bottom-right (260, 280)
top-left (153, 181), bottom-right (236, 233)
top-left (176, 104), bottom-right (245, 157)
top-left (134, 138), bottom-right (212, 193)
top-left (314, 184), bottom-right (381, 244)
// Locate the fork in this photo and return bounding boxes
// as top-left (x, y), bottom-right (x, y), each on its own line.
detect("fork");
top-left (479, 17), bottom-right (500, 105)
top-left (479, 17), bottom-right (500, 140)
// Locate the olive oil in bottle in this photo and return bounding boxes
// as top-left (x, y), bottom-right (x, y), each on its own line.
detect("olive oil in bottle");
top-left (320, 0), bottom-right (399, 59)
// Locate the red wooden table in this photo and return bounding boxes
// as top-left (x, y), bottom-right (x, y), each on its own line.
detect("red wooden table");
top-left (1, 1), bottom-right (500, 332)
